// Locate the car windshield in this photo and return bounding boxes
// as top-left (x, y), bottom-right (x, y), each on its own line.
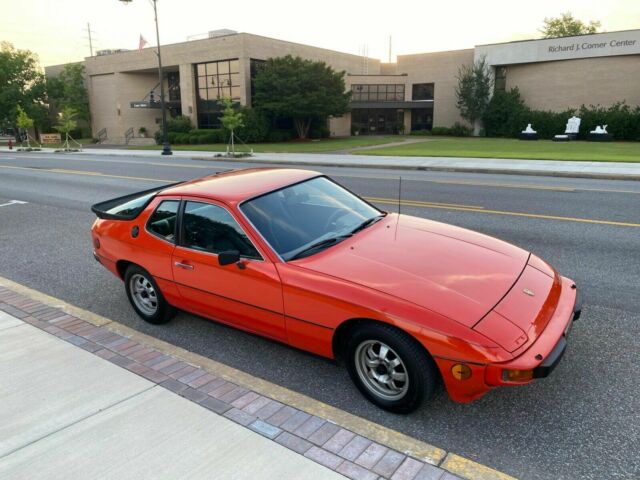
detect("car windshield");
top-left (241, 177), bottom-right (384, 261)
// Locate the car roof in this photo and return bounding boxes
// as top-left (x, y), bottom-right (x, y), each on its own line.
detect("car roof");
top-left (159, 167), bottom-right (321, 204)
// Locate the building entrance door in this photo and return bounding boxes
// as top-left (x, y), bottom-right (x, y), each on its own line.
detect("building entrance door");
top-left (352, 108), bottom-right (404, 134)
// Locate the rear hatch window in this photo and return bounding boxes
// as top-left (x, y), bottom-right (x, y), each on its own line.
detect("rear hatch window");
top-left (91, 182), bottom-right (182, 220)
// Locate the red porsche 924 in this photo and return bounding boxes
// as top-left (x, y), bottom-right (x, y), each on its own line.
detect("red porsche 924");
top-left (91, 168), bottom-right (581, 413)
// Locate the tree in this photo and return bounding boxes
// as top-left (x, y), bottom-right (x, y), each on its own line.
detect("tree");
top-left (455, 56), bottom-right (493, 135)
top-left (46, 63), bottom-right (90, 122)
top-left (219, 97), bottom-right (244, 156)
top-left (0, 42), bottom-right (47, 133)
top-left (15, 106), bottom-right (34, 147)
top-left (53, 107), bottom-right (78, 150)
top-left (482, 87), bottom-right (529, 138)
top-left (252, 55), bottom-right (351, 139)
top-left (540, 12), bottom-right (601, 38)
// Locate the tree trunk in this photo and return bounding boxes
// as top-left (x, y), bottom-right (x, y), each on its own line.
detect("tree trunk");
top-left (473, 118), bottom-right (482, 136)
top-left (294, 118), bottom-right (311, 139)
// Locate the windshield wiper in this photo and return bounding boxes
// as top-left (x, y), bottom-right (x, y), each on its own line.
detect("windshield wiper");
top-left (288, 235), bottom-right (352, 261)
top-left (349, 214), bottom-right (385, 235)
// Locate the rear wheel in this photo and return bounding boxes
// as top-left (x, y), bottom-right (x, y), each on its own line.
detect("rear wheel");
top-left (345, 323), bottom-right (437, 413)
top-left (124, 265), bottom-right (175, 324)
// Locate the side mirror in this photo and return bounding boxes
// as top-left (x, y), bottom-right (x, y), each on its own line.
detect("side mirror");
top-left (218, 250), bottom-right (240, 266)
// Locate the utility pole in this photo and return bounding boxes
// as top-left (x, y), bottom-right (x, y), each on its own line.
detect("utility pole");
top-left (87, 23), bottom-right (94, 56)
top-left (388, 36), bottom-right (392, 63)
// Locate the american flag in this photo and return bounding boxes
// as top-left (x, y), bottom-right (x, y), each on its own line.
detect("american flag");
top-left (139, 35), bottom-right (148, 50)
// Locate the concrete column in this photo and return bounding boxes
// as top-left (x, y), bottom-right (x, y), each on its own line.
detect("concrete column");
top-left (239, 57), bottom-right (251, 107)
top-left (403, 110), bottom-right (411, 134)
top-left (179, 63), bottom-right (197, 127)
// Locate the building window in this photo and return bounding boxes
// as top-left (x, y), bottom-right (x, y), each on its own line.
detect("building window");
top-left (411, 107), bottom-right (433, 131)
top-left (167, 72), bottom-right (181, 102)
top-left (351, 84), bottom-right (405, 102)
top-left (351, 108), bottom-right (404, 134)
top-left (494, 67), bottom-right (507, 93)
top-left (412, 83), bottom-right (434, 101)
top-left (195, 59), bottom-right (241, 128)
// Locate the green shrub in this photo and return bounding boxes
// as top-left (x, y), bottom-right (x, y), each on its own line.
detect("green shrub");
top-left (526, 109), bottom-right (573, 139)
top-left (410, 129), bottom-right (432, 136)
top-left (68, 127), bottom-right (92, 139)
top-left (577, 103), bottom-right (640, 140)
top-left (236, 107), bottom-right (269, 143)
top-left (430, 126), bottom-right (451, 136)
top-left (482, 89), bottom-right (640, 140)
top-left (171, 132), bottom-right (190, 144)
top-left (482, 88), bottom-right (529, 137)
top-left (309, 125), bottom-right (330, 139)
top-left (167, 115), bottom-right (193, 133)
top-left (450, 122), bottom-right (472, 137)
top-left (164, 129), bottom-right (225, 144)
top-left (265, 129), bottom-right (294, 142)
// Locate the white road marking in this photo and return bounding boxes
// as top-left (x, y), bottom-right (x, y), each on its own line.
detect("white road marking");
top-left (0, 200), bottom-right (28, 208)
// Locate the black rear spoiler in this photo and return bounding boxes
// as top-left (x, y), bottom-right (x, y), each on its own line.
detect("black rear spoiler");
top-left (91, 181), bottom-right (184, 220)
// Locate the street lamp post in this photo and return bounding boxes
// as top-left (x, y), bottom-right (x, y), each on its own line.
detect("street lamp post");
top-left (120, 0), bottom-right (172, 155)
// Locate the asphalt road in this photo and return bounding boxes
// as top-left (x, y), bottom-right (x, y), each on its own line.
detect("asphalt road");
top-left (0, 151), bottom-right (638, 480)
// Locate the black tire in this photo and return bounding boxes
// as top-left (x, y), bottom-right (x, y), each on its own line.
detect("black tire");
top-left (124, 265), bottom-right (175, 324)
top-left (345, 322), bottom-right (437, 413)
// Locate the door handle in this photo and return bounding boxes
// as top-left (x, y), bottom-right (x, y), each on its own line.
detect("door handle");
top-left (174, 261), bottom-right (194, 270)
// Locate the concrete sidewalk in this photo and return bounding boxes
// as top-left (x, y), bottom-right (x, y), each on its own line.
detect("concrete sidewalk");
top-left (0, 311), bottom-right (342, 480)
top-left (2, 145), bottom-right (639, 179)
top-left (0, 284), bottom-right (484, 480)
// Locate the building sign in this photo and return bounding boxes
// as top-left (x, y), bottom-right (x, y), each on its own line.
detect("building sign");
top-left (130, 101), bottom-right (161, 109)
top-left (476, 30), bottom-right (640, 66)
top-left (40, 133), bottom-right (61, 144)
top-left (547, 38), bottom-right (637, 54)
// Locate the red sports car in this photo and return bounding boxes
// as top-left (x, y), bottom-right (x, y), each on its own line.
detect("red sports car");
top-left (91, 168), bottom-right (581, 412)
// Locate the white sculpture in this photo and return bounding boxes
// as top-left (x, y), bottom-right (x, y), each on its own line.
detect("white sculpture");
top-left (590, 125), bottom-right (608, 134)
top-left (565, 116), bottom-right (581, 134)
top-left (522, 124), bottom-right (537, 134)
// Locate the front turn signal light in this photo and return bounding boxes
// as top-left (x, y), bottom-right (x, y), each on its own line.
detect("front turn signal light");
top-left (451, 364), bottom-right (472, 380)
top-left (502, 369), bottom-right (534, 383)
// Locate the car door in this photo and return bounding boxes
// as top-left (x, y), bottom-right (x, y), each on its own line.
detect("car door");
top-left (171, 199), bottom-right (286, 341)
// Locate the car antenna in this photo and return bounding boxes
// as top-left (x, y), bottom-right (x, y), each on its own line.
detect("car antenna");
top-left (395, 176), bottom-right (402, 240)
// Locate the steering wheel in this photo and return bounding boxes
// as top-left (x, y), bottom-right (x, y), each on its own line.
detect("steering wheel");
top-left (323, 209), bottom-right (352, 232)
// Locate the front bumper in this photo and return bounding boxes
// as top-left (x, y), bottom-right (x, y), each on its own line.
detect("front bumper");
top-left (436, 276), bottom-right (581, 403)
top-left (485, 276), bottom-right (580, 386)
top-left (532, 286), bottom-right (582, 378)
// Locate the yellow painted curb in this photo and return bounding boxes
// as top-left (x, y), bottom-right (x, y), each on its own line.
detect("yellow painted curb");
top-left (441, 453), bottom-right (518, 480)
top-left (0, 275), bottom-right (517, 479)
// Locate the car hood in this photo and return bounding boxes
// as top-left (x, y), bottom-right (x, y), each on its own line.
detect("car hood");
top-left (293, 214), bottom-right (529, 327)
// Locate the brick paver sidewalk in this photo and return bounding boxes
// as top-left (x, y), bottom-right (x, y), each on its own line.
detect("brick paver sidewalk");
top-left (0, 285), bottom-right (464, 480)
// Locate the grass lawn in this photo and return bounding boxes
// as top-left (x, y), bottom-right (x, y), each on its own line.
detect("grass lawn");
top-left (131, 136), bottom-right (400, 153)
top-left (358, 137), bottom-right (640, 162)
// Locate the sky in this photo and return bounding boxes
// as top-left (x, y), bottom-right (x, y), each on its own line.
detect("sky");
top-left (1, 0), bottom-right (639, 67)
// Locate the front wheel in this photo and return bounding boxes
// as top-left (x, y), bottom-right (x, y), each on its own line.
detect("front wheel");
top-left (345, 323), bottom-right (438, 413)
top-left (124, 265), bottom-right (175, 324)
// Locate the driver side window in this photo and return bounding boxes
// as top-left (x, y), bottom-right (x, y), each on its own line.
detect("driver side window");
top-left (182, 201), bottom-right (262, 260)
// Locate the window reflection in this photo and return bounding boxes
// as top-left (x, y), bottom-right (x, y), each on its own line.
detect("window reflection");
top-left (194, 59), bottom-right (241, 128)
top-left (351, 84), bottom-right (405, 102)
